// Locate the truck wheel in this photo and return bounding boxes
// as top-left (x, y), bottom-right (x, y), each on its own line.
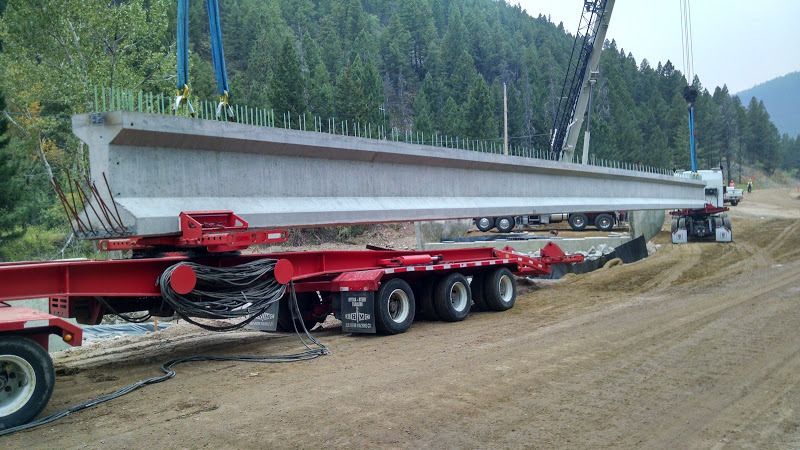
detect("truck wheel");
top-left (433, 273), bottom-right (472, 322)
top-left (731, 200), bottom-right (739, 206)
top-left (595, 213), bottom-right (614, 232)
top-left (376, 278), bottom-right (416, 334)
top-left (475, 217), bottom-right (495, 232)
top-left (568, 213), bottom-right (588, 231)
top-left (0, 337), bottom-right (55, 431)
top-left (277, 292), bottom-right (322, 332)
top-left (483, 268), bottom-right (517, 311)
top-left (495, 217), bottom-right (515, 233)
top-left (412, 278), bottom-right (439, 321)
top-left (470, 273), bottom-right (487, 311)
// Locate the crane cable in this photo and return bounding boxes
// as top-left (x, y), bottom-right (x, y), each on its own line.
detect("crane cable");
top-left (679, 0), bottom-right (695, 82)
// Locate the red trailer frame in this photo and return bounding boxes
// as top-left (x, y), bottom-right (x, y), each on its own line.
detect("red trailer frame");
top-left (0, 211), bottom-right (583, 431)
top-left (0, 242), bottom-right (580, 332)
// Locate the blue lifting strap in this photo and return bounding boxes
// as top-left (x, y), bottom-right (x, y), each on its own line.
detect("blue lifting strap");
top-left (174, 0), bottom-right (232, 117)
top-left (206, 0), bottom-right (233, 118)
top-left (174, 0), bottom-right (193, 113)
top-left (176, 0), bottom-right (189, 90)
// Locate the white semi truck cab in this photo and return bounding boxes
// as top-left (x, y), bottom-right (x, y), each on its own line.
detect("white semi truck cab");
top-left (671, 169), bottom-right (732, 244)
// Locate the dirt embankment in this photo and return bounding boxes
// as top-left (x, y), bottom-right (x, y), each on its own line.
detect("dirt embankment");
top-left (4, 189), bottom-right (800, 449)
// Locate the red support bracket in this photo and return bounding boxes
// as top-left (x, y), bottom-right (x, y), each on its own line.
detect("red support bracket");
top-left (670, 203), bottom-right (729, 217)
top-left (494, 245), bottom-right (584, 276)
top-left (99, 211), bottom-right (288, 253)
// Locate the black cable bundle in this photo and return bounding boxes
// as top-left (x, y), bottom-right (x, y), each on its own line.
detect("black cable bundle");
top-left (158, 259), bottom-right (286, 331)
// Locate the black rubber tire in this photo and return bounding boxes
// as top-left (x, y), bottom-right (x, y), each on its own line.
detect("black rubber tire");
top-left (433, 273), bottom-right (472, 322)
top-left (475, 217), bottom-right (495, 233)
top-left (595, 213), bottom-right (615, 232)
top-left (375, 278), bottom-right (416, 334)
top-left (495, 217), bottom-right (515, 233)
top-left (568, 213), bottom-right (588, 231)
top-left (0, 337), bottom-right (55, 431)
top-left (470, 273), bottom-right (487, 311)
top-left (277, 292), bottom-right (321, 332)
top-left (731, 200), bottom-right (739, 206)
top-left (412, 278), bottom-right (439, 321)
top-left (483, 267), bottom-right (517, 312)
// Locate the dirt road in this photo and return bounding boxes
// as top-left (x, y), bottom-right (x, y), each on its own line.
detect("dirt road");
top-left (6, 189), bottom-right (800, 449)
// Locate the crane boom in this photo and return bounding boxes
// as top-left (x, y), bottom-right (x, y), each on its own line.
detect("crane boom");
top-left (550, 0), bottom-right (615, 163)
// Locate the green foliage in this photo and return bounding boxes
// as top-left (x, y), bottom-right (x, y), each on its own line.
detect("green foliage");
top-left (270, 36), bottom-right (306, 121)
top-left (334, 56), bottom-right (383, 124)
top-left (464, 77), bottom-right (496, 139)
top-left (0, 91), bottom-right (25, 251)
top-left (0, 0), bottom-right (173, 110)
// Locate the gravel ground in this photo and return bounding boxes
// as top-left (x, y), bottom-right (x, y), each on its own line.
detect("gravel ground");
top-left (5, 188), bottom-right (800, 449)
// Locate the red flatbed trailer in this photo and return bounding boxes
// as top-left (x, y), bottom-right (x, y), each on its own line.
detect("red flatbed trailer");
top-left (0, 211), bottom-right (582, 430)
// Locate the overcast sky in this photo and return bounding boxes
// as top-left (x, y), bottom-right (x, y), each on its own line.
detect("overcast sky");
top-left (513, 0), bottom-right (800, 93)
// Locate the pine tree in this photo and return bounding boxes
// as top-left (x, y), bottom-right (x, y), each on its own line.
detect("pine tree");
top-left (440, 96), bottom-right (464, 137)
top-left (413, 91), bottom-right (434, 135)
top-left (335, 56), bottom-right (384, 125)
top-left (270, 36), bottom-right (306, 121)
top-left (308, 61), bottom-right (334, 118)
top-left (464, 76), bottom-right (497, 139)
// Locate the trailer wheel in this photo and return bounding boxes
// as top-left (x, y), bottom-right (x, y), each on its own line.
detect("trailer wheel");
top-left (595, 213), bottom-right (614, 232)
top-left (412, 278), bottom-right (439, 321)
top-left (483, 268), bottom-right (517, 311)
top-left (470, 273), bottom-right (487, 311)
top-left (376, 278), bottom-right (416, 334)
top-left (568, 213), bottom-right (588, 231)
top-left (495, 217), bottom-right (515, 233)
top-left (0, 337), bottom-right (55, 431)
top-left (476, 217), bottom-right (495, 233)
top-left (277, 292), bottom-right (322, 332)
top-left (433, 273), bottom-right (472, 322)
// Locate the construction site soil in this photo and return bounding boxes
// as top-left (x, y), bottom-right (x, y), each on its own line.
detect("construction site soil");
top-left (5, 189), bottom-right (800, 449)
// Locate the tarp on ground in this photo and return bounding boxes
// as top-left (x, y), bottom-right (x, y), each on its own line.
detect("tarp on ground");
top-left (546, 235), bottom-right (648, 280)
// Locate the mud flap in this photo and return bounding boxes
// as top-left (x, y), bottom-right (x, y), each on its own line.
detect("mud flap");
top-left (340, 292), bottom-right (376, 334)
top-left (247, 300), bottom-right (280, 331)
top-left (715, 227), bottom-right (732, 242)
top-left (672, 229), bottom-right (688, 244)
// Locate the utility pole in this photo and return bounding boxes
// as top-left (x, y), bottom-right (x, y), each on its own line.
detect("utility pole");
top-left (503, 82), bottom-right (509, 155)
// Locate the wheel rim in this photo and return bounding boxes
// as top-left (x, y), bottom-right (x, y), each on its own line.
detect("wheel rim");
top-left (498, 275), bottom-right (514, 304)
top-left (0, 354), bottom-right (36, 417)
top-left (478, 218), bottom-right (491, 229)
top-left (599, 217), bottom-right (611, 229)
top-left (498, 218), bottom-right (511, 230)
top-left (387, 289), bottom-right (410, 323)
top-left (573, 217), bottom-right (585, 227)
top-left (449, 282), bottom-right (468, 312)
